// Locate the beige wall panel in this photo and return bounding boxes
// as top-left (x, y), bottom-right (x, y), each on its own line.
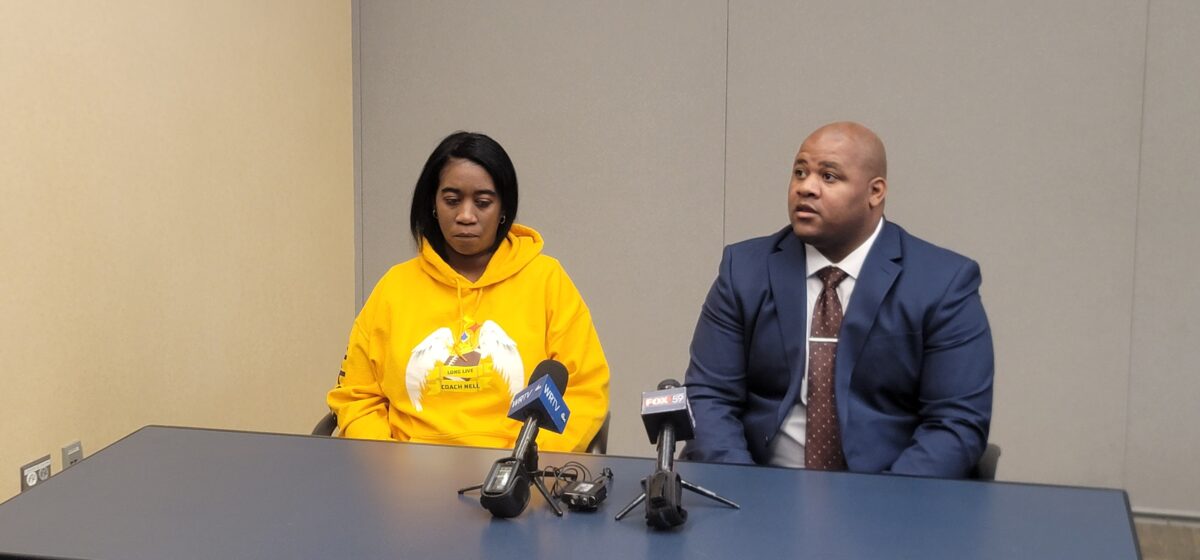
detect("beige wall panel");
top-left (0, 1), bottom-right (354, 500)
top-left (724, 1), bottom-right (1147, 487)
top-left (356, 0), bottom-right (727, 457)
top-left (1126, 0), bottom-right (1200, 515)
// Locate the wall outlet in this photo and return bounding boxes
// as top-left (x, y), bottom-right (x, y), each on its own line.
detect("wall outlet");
top-left (62, 440), bottom-right (83, 470)
top-left (19, 455), bottom-right (52, 493)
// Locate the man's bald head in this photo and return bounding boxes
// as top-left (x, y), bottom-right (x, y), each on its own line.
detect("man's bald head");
top-left (804, 121), bottom-right (887, 180)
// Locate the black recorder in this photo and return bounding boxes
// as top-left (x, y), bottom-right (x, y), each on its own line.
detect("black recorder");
top-left (479, 456), bottom-right (533, 518)
top-left (560, 469), bottom-right (612, 511)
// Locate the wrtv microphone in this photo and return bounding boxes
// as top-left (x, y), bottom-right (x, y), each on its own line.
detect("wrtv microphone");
top-left (459, 359), bottom-right (570, 518)
top-left (616, 379), bottom-right (739, 529)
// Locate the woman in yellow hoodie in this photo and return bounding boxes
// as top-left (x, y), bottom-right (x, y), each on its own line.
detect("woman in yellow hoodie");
top-left (327, 132), bottom-right (609, 452)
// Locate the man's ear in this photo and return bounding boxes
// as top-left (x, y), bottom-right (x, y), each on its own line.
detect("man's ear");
top-left (869, 177), bottom-right (887, 208)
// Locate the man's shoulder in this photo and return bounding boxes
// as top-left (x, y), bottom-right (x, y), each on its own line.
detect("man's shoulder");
top-left (725, 227), bottom-right (793, 257)
top-left (718, 223), bottom-right (981, 278)
top-left (889, 222), bottom-right (978, 269)
top-left (888, 223), bottom-right (979, 282)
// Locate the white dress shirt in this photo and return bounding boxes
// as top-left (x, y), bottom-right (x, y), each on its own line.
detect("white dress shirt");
top-left (768, 218), bottom-right (884, 468)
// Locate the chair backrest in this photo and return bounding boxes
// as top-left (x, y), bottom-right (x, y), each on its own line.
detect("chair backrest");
top-left (974, 442), bottom-right (1002, 481)
top-left (312, 411), bottom-right (337, 436)
top-left (585, 412), bottom-right (611, 454)
top-left (313, 410), bottom-right (612, 456)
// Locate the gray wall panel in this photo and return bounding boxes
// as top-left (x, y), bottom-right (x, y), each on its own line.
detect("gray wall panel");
top-left (724, 0), bottom-right (1147, 489)
top-left (357, 0), bottom-right (728, 457)
top-left (1127, 0), bottom-right (1200, 515)
top-left (356, 0), bottom-right (1200, 513)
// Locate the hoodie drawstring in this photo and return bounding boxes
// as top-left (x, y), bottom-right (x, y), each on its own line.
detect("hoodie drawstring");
top-left (454, 280), bottom-right (484, 326)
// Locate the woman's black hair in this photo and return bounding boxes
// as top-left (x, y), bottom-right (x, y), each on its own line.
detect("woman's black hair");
top-left (409, 131), bottom-right (519, 257)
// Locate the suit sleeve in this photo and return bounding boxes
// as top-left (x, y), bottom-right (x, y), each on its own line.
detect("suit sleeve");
top-left (326, 303), bottom-right (396, 441)
top-left (537, 265), bottom-right (610, 453)
top-left (889, 259), bottom-right (994, 477)
top-left (681, 246), bottom-right (756, 464)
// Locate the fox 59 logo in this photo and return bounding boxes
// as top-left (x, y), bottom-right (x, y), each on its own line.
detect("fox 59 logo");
top-left (643, 390), bottom-right (687, 409)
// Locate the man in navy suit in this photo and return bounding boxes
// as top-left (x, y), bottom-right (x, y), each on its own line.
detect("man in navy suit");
top-left (682, 122), bottom-right (993, 478)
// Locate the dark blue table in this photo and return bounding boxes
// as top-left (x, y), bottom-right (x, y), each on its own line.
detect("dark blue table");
top-left (0, 426), bottom-right (1140, 559)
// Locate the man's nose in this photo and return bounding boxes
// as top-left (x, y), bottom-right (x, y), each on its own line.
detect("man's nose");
top-left (794, 177), bottom-right (818, 197)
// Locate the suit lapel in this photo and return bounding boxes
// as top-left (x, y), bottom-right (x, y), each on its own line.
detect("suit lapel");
top-left (767, 232), bottom-right (809, 427)
top-left (836, 222), bottom-right (902, 425)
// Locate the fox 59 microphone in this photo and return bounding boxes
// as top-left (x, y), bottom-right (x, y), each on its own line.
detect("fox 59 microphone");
top-left (641, 378), bottom-right (693, 529)
top-left (478, 359), bottom-right (570, 518)
top-left (617, 379), bottom-right (738, 527)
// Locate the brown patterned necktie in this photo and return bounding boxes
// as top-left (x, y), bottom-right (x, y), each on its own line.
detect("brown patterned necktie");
top-left (805, 266), bottom-right (849, 470)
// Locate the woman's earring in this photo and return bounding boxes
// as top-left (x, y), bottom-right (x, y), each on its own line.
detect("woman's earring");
top-left (500, 214), bottom-right (506, 225)
top-left (432, 209), bottom-right (437, 218)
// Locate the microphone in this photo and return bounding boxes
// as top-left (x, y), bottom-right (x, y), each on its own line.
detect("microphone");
top-left (642, 378), bottom-right (694, 468)
top-left (479, 359), bottom-right (570, 518)
top-left (509, 360), bottom-right (570, 461)
top-left (616, 379), bottom-right (739, 527)
top-left (641, 378), bottom-right (693, 528)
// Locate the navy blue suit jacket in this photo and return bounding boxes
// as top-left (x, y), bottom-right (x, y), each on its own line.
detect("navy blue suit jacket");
top-left (681, 222), bottom-right (993, 478)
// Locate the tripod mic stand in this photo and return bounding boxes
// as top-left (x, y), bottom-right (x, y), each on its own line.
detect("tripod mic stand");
top-left (614, 424), bottom-right (739, 528)
top-left (459, 442), bottom-right (563, 517)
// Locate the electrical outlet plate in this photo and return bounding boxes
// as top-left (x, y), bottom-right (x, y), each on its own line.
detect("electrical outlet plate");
top-left (19, 455), bottom-right (52, 493)
top-left (62, 441), bottom-right (83, 470)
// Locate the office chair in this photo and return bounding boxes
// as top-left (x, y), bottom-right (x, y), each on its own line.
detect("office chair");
top-left (587, 412), bottom-right (610, 454)
top-left (974, 443), bottom-right (1002, 481)
top-left (312, 410), bottom-right (612, 455)
top-left (312, 411), bottom-right (337, 437)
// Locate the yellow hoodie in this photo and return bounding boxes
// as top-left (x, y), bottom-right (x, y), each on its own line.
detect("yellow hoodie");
top-left (327, 224), bottom-right (609, 452)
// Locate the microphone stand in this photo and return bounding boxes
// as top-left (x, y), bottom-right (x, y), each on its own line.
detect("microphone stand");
top-left (458, 418), bottom-right (564, 517)
top-left (614, 424), bottom-right (739, 527)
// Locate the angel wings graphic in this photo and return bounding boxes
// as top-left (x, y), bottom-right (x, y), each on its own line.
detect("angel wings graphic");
top-left (404, 321), bottom-right (524, 411)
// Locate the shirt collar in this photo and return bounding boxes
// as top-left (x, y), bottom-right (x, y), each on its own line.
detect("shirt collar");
top-left (805, 217), bottom-right (885, 280)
